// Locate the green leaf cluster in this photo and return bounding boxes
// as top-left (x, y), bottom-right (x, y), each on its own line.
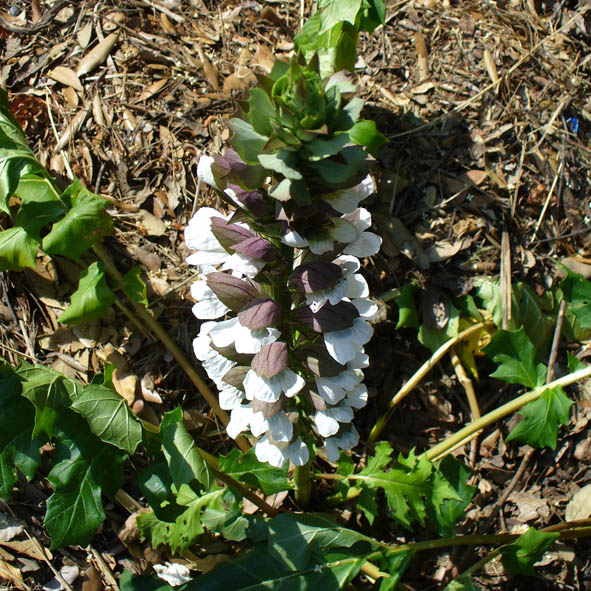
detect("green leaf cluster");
top-left (0, 360), bottom-right (142, 548)
top-left (295, 0), bottom-right (386, 76)
top-left (230, 55), bottom-right (385, 207)
top-left (335, 443), bottom-right (472, 532)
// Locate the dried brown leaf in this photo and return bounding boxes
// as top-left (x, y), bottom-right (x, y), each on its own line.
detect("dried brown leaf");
top-left (48, 66), bottom-right (83, 91)
top-left (76, 32), bottom-right (119, 76)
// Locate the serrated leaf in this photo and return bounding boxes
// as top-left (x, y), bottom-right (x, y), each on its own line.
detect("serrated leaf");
top-left (123, 267), bottom-right (148, 308)
top-left (45, 410), bottom-right (124, 549)
top-left (200, 487), bottom-right (255, 541)
top-left (58, 261), bottom-right (116, 325)
top-left (507, 386), bottom-right (572, 449)
top-left (483, 327), bottom-right (546, 388)
top-left (351, 443), bottom-right (461, 530)
top-left (218, 448), bottom-right (290, 495)
top-left (71, 383), bottom-right (142, 454)
top-left (429, 456), bottom-right (475, 536)
top-left (318, 0), bottom-right (363, 32)
top-left (42, 178), bottom-right (113, 260)
top-left (0, 375), bottom-right (42, 498)
top-left (501, 527), bottom-right (558, 575)
top-left (161, 408), bottom-right (212, 491)
top-left (395, 284), bottom-right (419, 329)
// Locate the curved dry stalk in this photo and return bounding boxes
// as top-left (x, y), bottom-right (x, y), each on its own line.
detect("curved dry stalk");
top-left (423, 365), bottom-right (591, 462)
top-left (368, 321), bottom-right (495, 444)
top-left (93, 243), bottom-right (250, 453)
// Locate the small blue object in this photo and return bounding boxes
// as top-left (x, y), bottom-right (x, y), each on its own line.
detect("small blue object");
top-left (566, 117), bottom-right (579, 135)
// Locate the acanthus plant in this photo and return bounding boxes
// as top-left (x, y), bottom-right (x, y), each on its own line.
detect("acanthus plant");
top-left (186, 55), bottom-right (386, 467)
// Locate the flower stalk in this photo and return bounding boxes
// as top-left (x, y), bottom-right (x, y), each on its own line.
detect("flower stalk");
top-left (185, 55), bottom-right (387, 467)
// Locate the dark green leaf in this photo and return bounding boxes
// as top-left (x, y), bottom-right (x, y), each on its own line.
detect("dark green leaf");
top-left (58, 261), bottom-right (116, 325)
top-left (119, 570), bottom-right (171, 591)
top-left (161, 408), bottom-right (212, 491)
top-left (246, 88), bottom-right (275, 137)
top-left (218, 448), bottom-right (290, 495)
top-left (483, 327), bottom-right (546, 388)
top-left (45, 411), bottom-right (124, 548)
top-left (123, 267), bottom-right (149, 308)
top-left (16, 364), bottom-right (72, 437)
top-left (507, 386), bottom-right (572, 449)
top-left (395, 284), bottom-right (419, 329)
top-left (428, 456), bottom-right (475, 536)
top-left (516, 284), bottom-right (554, 353)
top-left (567, 352), bottom-right (587, 373)
top-left (0, 375), bottom-right (41, 498)
top-left (0, 227), bottom-right (40, 270)
top-left (348, 120), bottom-right (387, 157)
top-left (71, 383), bottom-right (142, 453)
top-left (42, 178), bottom-right (113, 260)
top-left (200, 487), bottom-right (255, 541)
top-left (229, 119), bottom-right (269, 165)
top-left (304, 134), bottom-right (350, 161)
top-left (318, 0), bottom-right (363, 32)
top-left (258, 150), bottom-right (302, 180)
top-left (444, 574), bottom-right (481, 590)
top-left (136, 459), bottom-right (185, 521)
top-left (501, 527), bottom-right (558, 575)
top-left (376, 551), bottom-right (414, 591)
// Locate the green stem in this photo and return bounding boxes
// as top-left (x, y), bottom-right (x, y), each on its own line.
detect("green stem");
top-left (368, 321), bottom-right (495, 444)
top-left (293, 464), bottom-right (312, 507)
top-left (423, 365), bottom-right (591, 462)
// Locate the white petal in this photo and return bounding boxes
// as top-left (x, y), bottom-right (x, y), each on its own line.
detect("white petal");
top-left (324, 437), bottom-right (340, 463)
top-left (357, 207), bottom-right (373, 232)
top-left (186, 249), bottom-right (229, 267)
top-left (266, 411), bottom-right (293, 442)
top-left (255, 436), bottom-right (288, 467)
top-left (285, 438), bottom-right (309, 465)
top-left (343, 231), bottom-right (382, 257)
top-left (249, 410), bottom-right (268, 437)
top-left (308, 237), bottom-right (334, 255)
top-left (219, 386), bottom-right (244, 410)
top-left (221, 253), bottom-right (265, 278)
top-left (358, 175), bottom-right (376, 200)
top-left (352, 298), bottom-right (379, 320)
top-left (330, 218), bottom-right (357, 243)
top-left (153, 563), bottom-right (192, 587)
top-left (314, 410), bottom-right (340, 437)
top-left (345, 274), bottom-right (369, 299)
top-left (197, 155), bottom-right (218, 189)
top-left (282, 229), bottom-right (309, 248)
top-left (348, 350), bottom-right (369, 369)
top-left (335, 254), bottom-right (360, 274)
top-left (210, 318), bottom-right (279, 354)
top-left (227, 405), bottom-right (253, 439)
top-left (277, 369), bottom-right (306, 398)
top-left (347, 383), bottom-right (368, 409)
top-left (244, 370), bottom-right (281, 403)
top-left (185, 207), bottom-right (225, 253)
top-left (324, 319), bottom-right (373, 364)
top-left (224, 187), bottom-right (243, 207)
top-left (190, 280), bottom-right (229, 319)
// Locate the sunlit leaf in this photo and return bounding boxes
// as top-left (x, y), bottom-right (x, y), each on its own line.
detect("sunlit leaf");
top-left (501, 527), bottom-right (558, 575)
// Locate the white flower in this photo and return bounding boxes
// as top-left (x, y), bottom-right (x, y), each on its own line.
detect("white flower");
top-left (342, 208), bottom-right (381, 257)
top-left (193, 321), bottom-right (235, 386)
top-left (315, 369), bottom-right (362, 405)
top-left (282, 228), bottom-right (309, 248)
top-left (185, 207), bottom-right (228, 268)
top-left (197, 155), bottom-right (218, 189)
top-left (190, 279), bottom-right (229, 319)
top-left (305, 255), bottom-right (368, 313)
top-left (185, 207), bottom-right (264, 278)
top-left (324, 317), bottom-right (373, 364)
top-left (153, 563), bottom-right (192, 587)
top-left (321, 175), bottom-right (375, 214)
top-left (346, 383), bottom-right (368, 409)
top-left (255, 436), bottom-right (309, 467)
top-left (314, 405), bottom-right (354, 437)
top-left (209, 317), bottom-right (280, 354)
top-left (219, 385), bottom-right (245, 410)
top-left (243, 368), bottom-right (305, 403)
top-left (348, 350), bottom-right (369, 369)
top-left (324, 426), bottom-right (360, 463)
top-left (226, 404), bottom-right (254, 439)
top-left (352, 297), bottom-right (379, 321)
